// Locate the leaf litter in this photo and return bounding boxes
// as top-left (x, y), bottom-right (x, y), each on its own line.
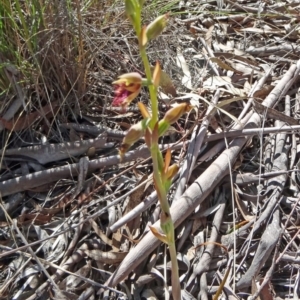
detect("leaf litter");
top-left (1, 0), bottom-right (300, 299)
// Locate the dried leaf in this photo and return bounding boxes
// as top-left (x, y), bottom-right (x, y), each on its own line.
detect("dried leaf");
top-left (253, 85), bottom-right (274, 99)
top-left (233, 187), bottom-right (254, 221)
top-left (149, 225), bottom-right (168, 244)
top-left (210, 57), bottom-right (237, 72)
top-left (0, 101), bottom-right (59, 131)
top-left (252, 100), bottom-right (298, 125)
top-left (176, 49), bottom-right (192, 90)
top-left (47, 234), bottom-right (68, 263)
top-left (60, 263), bottom-right (91, 291)
top-left (84, 249), bottom-right (127, 264)
top-left (205, 25), bottom-right (214, 47)
top-left (90, 219), bottom-right (120, 252)
top-left (203, 76), bottom-right (232, 88)
top-left (238, 27), bottom-right (285, 34)
top-left (259, 279), bottom-right (273, 300)
top-left (17, 213), bottom-right (52, 225)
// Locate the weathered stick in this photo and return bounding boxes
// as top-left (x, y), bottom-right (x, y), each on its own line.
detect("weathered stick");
top-left (0, 143), bottom-right (182, 197)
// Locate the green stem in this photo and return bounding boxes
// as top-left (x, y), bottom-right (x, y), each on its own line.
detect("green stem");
top-left (139, 45), bottom-right (181, 300)
top-left (140, 45), bottom-right (168, 211)
top-left (150, 144), bottom-right (169, 213)
top-left (169, 241), bottom-right (181, 300)
top-left (140, 47), bottom-right (158, 127)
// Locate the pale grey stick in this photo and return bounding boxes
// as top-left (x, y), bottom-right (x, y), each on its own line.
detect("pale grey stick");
top-left (1, 135), bottom-right (108, 164)
top-left (238, 69), bottom-right (272, 121)
top-left (187, 192), bottom-right (226, 288)
top-left (12, 219), bottom-right (59, 290)
top-left (236, 208), bottom-right (281, 290)
top-left (0, 142), bottom-right (183, 197)
top-left (110, 190), bottom-right (156, 233)
top-left (205, 125), bottom-right (300, 142)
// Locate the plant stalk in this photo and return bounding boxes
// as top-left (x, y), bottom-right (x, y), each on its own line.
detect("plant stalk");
top-left (140, 46), bottom-right (181, 300)
top-left (169, 240), bottom-right (181, 299)
top-left (140, 48), bottom-right (159, 127)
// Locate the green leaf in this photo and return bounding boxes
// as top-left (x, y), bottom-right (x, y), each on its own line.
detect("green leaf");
top-left (157, 150), bottom-right (164, 173)
top-left (125, 0), bottom-right (138, 14)
top-left (158, 119), bottom-right (170, 137)
top-left (163, 179), bottom-right (172, 193)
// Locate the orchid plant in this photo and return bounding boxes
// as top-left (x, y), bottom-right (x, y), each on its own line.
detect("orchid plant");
top-left (112, 1), bottom-right (192, 299)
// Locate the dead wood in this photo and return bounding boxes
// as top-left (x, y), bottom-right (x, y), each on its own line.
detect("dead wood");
top-left (1, 135), bottom-right (108, 164)
top-left (187, 191), bottom-right (226, 288)
top-left (0, 142), bottom-right (182, 196)
top-left (236, 208), bottom-right (281, 290)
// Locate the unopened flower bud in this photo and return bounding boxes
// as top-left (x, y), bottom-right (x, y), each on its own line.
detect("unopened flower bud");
top-left (146, 14), bottom-right (168, 42)
top-left (162, 163), bottom-right (179, 192)
top-left (163, 103), bottom-right (192, 125)
top-left (119, 119), bottom-right (148, 156)
top-left (165, 164), bottom-right (179, 180)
